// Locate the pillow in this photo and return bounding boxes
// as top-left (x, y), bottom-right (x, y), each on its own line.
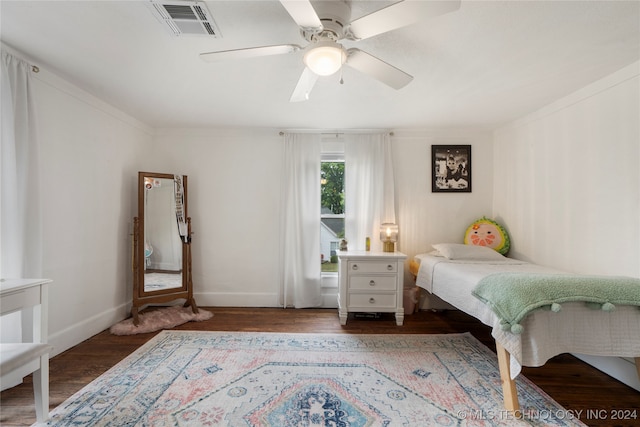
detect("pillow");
top-left (432, 243), bottom-right (506, 260)
top-left (463, 217), bottom-right (510, 255)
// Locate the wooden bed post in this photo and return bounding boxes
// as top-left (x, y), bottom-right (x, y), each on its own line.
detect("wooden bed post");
top-left (496, 342), bottom-right (520, 412)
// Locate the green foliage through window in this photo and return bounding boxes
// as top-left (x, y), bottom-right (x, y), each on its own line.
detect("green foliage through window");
top-left (321, 162), bottom-right (344, 215)
top-left (321, 161), bottom-right (344, 272)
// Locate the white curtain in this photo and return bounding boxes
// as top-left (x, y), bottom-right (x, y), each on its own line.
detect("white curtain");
top-left (344, 133), bottom-right (396, 252)
top-left (1, 50), bottom-right (42, 345)
top-left (1, 50), bottom-right (42, 278)
top-left (280, 133), bottom-right (322, 308)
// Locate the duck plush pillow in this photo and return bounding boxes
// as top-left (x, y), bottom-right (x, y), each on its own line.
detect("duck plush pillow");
top-left (463, 217), bottom-right (510, 255)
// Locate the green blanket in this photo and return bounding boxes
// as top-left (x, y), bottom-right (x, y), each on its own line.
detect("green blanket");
top-left (472, 272), bottom-right (640, 334)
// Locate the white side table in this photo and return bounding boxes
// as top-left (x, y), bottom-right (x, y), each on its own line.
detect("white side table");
top-left (337, 251), bottom-right (407, 325)
top-left (1, 278), bottom-right (53, 423)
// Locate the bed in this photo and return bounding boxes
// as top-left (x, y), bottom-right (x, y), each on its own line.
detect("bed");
top-left (409, 245), bottom-right (640, 412)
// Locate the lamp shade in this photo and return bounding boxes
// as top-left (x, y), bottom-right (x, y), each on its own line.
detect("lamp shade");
top-left (380, 223), bottom-right (398, 242)
top-left (303, 41), bottom-right (346, 76)
top-left (380, 223), bottom-right (398, 252)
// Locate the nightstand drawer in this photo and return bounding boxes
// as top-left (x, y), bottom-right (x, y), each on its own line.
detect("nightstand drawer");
top-left (348, 261), bottom-right (397, 273)
top-left (337, 251), bottom-right (407, 326)
top-left (348, 293), bottom-right (396, 309)
top-left (349, 276), bottom-right (396, 291)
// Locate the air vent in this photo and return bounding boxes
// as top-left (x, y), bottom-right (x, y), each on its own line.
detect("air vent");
top-left (148, 1), bottom-right (221, 37)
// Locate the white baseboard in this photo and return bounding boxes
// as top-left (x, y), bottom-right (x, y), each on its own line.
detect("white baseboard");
top-left (321, 289), bottom-right (338, 308)
top-left (1, 377), bottom-right (23, 391)
top-left (195, 290), bottom-right (339, 309)
top-left (48, 303), bottom-right (130, 357)
top-left (195, 292), bottom-right (279, 307)
top-left (572, 354), bottom-right (640, 391)
top-left (46, 294), bottom-right (284, 360)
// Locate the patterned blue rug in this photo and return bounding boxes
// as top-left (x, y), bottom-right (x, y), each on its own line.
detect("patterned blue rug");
top-left (44, 331), bottom-right (586, 426)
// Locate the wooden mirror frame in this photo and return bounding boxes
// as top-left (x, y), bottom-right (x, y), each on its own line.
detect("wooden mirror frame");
top-left (132, 171), bottom-right (198, 325)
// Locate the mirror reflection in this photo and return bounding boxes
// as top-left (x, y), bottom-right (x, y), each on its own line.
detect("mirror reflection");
top-left (143, 176), bottom-right (183, 292)
top-left (132, 172), bottom-right (197, 326)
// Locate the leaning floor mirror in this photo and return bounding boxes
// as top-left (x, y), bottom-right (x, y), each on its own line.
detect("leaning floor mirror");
top-left (132, 171), bottom-right (198, 325)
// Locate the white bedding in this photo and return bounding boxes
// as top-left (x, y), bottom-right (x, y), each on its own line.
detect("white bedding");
top-left (414, 253), bottom-right (640, 378)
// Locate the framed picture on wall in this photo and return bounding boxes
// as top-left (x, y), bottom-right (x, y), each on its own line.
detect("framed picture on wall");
top-left (431, 145), bottom-right (472, 192)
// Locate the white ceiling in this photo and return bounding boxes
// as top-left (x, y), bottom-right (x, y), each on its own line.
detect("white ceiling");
top-left (2, 1), bottom-right (639, 130)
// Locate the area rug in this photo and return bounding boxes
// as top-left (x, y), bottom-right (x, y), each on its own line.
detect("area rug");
top-left (109, 306), bottom-right (213, 335)
top-left (45, 331), bottom-right (586, 426)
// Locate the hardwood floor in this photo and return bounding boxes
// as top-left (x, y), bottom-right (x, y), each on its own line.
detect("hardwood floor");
top-left (2, 307), bottom-right (639, 426)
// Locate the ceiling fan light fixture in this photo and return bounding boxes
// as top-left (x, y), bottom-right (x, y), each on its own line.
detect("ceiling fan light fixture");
top-left (303, 41), bottom-right (346, 76)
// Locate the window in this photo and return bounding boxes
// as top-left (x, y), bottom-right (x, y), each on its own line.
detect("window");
top-left (320, 156), bottom-right (345, 273)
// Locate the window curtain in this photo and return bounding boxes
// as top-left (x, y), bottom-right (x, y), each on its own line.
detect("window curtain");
top-left (1, 50), bottom-right (42, 278)
top-left (344, 133), bottom-right (396, 252)
top-left (280, 133), bottom-right (322, 308)
top-left (1, 50), bottom-right (42, 345)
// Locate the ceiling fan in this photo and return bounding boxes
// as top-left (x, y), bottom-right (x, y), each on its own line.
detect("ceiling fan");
top-left (199, 0), bottom-right (461, 102)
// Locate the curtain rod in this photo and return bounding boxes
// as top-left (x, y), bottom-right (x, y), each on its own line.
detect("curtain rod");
top-left (1, 45), bottom-right (40, 73)
top-left (279, 131), bottom-right (394, 136)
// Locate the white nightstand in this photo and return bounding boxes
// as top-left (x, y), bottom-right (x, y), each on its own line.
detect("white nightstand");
top-left (337, 250), bottom-right (407, 325)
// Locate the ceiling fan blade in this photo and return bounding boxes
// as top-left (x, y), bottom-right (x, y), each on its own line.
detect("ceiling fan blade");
top-left (279, 0), bottom-right (323, 32)
top-left (347, 0), bottom-right (461, 40)
top-left (346, 48), bottom-right (413, 90)
top-left (200, 44), bottom-right (301, 62)
top-left (290, 67), bottom-right (319, 102)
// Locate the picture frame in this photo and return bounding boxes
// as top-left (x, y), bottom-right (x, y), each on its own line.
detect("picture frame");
top-left (431, 145), bottom-right (471, 192)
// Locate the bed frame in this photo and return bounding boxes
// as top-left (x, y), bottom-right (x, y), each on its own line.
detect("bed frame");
top-left (408, 258), bottom-right (640, 413)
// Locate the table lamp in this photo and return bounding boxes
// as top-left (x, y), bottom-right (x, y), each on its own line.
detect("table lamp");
top-left (380, 223), bottom-right (398, 252)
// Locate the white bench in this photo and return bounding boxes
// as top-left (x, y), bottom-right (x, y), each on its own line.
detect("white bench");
top-left (1, 278), bottom-right (53, 423)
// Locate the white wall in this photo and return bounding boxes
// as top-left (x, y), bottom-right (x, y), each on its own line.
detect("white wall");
top-left (31, 66), bottom-right (154, 356)
top-left (493, 61), bottom-right (640, 390)
top-left (148, 128), bottom-right (495, 307)
top-left (494, 62), bottom-right (639, 277)
top-left (151, 128), bottom-right (284, 307)
top-left (392, 130), bottom-right (495, 311)
top-left (392, 130), bottom-right (495, 291)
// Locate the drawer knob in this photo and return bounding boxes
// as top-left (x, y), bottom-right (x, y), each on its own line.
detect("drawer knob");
top-left (369, 280), bottom-right (376, 287)
top-left (387, 264), bottom-right (393, 271)
top-left (369, 297), bottom-right (376, 304)
top-left (352, 264), bottom-right (358, 270)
